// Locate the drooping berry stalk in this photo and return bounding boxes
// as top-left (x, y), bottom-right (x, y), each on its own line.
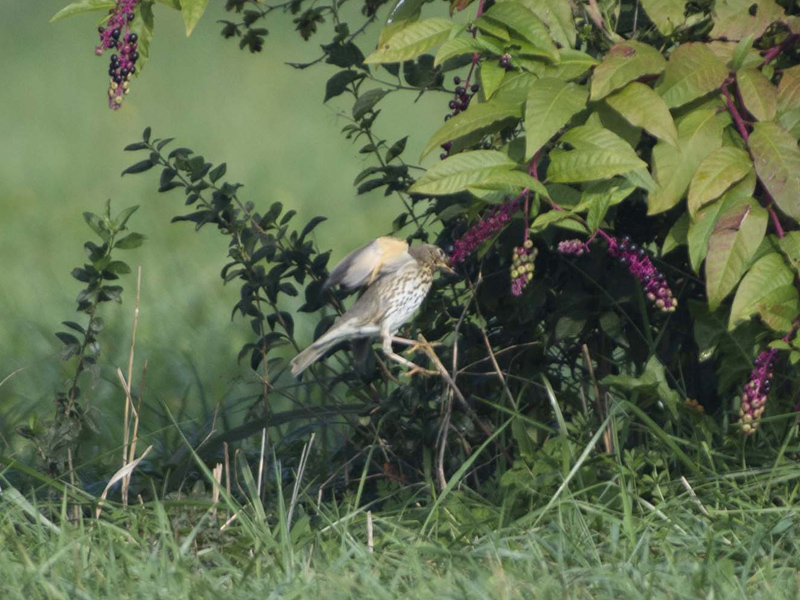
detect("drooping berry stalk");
top-left (739, 349), bottom-right (777, 435)
top-left (510, 241), bottom-right (536, 296)
top-left (450, 197), bottom-right (521, 265)
top-left (559, 233), bottom-right (677, 313)
top-left (96, 0), bottom-right (141, 110)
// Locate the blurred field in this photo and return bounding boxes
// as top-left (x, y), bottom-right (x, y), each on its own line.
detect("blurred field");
top-left (0, 2), bottom-right (444, 450)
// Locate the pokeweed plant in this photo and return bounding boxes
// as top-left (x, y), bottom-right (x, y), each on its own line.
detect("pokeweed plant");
top-left (17, 201), bottom-right (144, 475)
top-left (52, 0), bottom-right (800, 487)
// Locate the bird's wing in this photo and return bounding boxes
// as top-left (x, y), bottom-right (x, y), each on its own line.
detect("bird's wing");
top-left (323, 236), bottom-right (411, 290)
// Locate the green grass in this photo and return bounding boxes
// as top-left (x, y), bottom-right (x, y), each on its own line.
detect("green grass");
top-left (4, 413), bottom-right (800, 600)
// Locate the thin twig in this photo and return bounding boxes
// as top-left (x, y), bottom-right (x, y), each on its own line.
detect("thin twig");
top-left (582, 344), bottom-right (613, 455)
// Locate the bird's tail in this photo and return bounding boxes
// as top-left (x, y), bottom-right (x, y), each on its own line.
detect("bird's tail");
top-left (290, 324), bottom-right (352, 377)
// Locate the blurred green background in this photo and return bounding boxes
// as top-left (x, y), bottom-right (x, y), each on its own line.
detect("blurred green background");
top-left (0, 1), bottom-right (444, 454)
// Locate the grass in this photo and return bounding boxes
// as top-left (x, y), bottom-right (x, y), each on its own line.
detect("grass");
top-left (4, 410), bottom-right (800, 600)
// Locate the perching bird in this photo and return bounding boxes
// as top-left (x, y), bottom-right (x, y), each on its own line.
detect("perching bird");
top-left (290, 237), bottom-right (454, 377)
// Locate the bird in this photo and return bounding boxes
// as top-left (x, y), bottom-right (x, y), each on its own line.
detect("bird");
top-left (290, 237), bottom-right (454, 377)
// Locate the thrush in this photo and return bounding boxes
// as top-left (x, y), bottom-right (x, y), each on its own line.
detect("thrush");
top-left (290, 237), bottom-right (454, 377)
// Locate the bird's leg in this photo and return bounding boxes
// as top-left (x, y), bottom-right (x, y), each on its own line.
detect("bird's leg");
top-left (391, 336), bottom-right (443, 355)
top-left (382, 331), bottom-right (436, 376)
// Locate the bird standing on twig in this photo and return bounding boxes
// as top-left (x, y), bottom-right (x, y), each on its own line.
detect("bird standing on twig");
top-left (290, 237), bottom-right (454, 377)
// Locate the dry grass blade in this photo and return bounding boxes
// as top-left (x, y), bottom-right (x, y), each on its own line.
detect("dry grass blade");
top-left (95, 444), bottom-right (153, 518)
top-left (287, 433), bottom-right (315, 530)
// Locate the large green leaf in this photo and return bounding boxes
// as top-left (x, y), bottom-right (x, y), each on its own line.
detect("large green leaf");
top-left (648, 109), bottom-right (730, 214)
top-left (365, 19), bottom-right (455, 64)
top-left (729, 252), bottom-right (798, 332)
top-left (422, 99), bottom-right (523, 159)
top-left (180, 0), bottom-right (209, 35)
top-left (655, 43), bottom-right (728, 109)
top-left (707, 39), bottom-right (762, 71)
top-left (378, 0), bottom-right (425, 45)
top-left (639, 0), bottom-right (687, 35)
top-left (590, 41), bottom-right (667, 101)
top-left (542, 49), bottom-right (599, 81)
top-left (467, 170), bottom-right (549, 199)
top-left (749, 122), bottom-right (800, 222)
top-left (687, 172), bottom-right (755, 272)
top-left (434, 36), bottom-right (503, 67)
top-left (547, 126), bottom-right (647, 183)
top-left (778, 231), bottom-right (800, 276)
top-left (482, 2), bottom-right (558, 61)
top-left (479, 61), bottom-right (507, 100)
top-left (710, 0), bottom-right (786, 42)
top-left (737, 68), bottom-right (778, 122)
top-left (705, 201), bottom-right (767, 310)
top-left (130, 1), bottom-right (155, 73)
top-left (575, 178), bottom-right (635, 231)
top-left (409, 150), bottom-right (517, 195)
top-left (524, 78), bottom-right (587, 159)
top-left (605, 82), bottom-right (678, 145)
top-left (777, 65), bottom-right (800, 113)
top-left (499, 0), bottom-right (576, 49)
top-left (687, 147), bottom-right (752, 217)
top-left (50, 0), bottom-right (115, 22)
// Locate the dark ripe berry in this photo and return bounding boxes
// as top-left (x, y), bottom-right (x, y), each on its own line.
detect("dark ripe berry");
top-left (471, 84), bottom-right (479, 92)
top-left (114, 75), bottom-right (123, 84)
top-left (441, 141), bottom-right (452, 151)
top-left (111, 54), bottom-right (118, 62)
top-left (460, 94), bottom-right (468, 102)
top-left (637, 248), bottom-right (646, 258)
top-left (128, 12), bottom-right (135, 22)
top-left (622, 235), bottom-right (631, 244)
top-left (128, 33), bottom-right (138, 43)
top-left (440, 153), bottom-right (448, 160)
top-left (460, 102), bottom-right (469, 111)
top-left (129, 65), bottom-right (136, 74)
top-left (455, 86), bottom-right (465, 95)
top-left (111, 28), bottom-right (120, 39)
top-left (629, 243), bottom-right (638, 253)
top-left (444, 115), bottom-right (451, 121)
top-left (121, 68), bottom-right (129, 76)
top-left (98, 26), bottom-right (105, 34)
top-left (453, 76), bottom-right (461, 84)
top-left (619, 257), bottom-right (629, 266)
top-left (449, 100), bottom-right (457, 109)
top-left (109, 40), bottom-right (117, 48)
top-left (132, 52), bottom-right (139, 61)
top-left (642, 274), bottom-right (651, 283)
top-left (108, 67), bottom-right (117, 76)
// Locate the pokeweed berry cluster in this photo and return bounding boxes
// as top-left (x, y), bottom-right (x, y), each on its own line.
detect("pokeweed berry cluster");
top-left (738, 349), bottom-right (777, 435)
top-left (510, 241), bottom-right (537, 296)
top-left (558, 235), bottom-right (677, 313)
top-left (95, 0), bottom-right (140, 110)
top-left (442, 75), bottom-right (480, 132)
top-left (450, 198), bottom-right (521, 265)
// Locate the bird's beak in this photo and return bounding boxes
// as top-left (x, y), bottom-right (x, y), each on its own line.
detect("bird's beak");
top-left (438, 262), bottom-right (457, 276)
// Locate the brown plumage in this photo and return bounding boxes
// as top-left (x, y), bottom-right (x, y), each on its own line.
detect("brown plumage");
top-left (290, 241), bottom-right (453, 377)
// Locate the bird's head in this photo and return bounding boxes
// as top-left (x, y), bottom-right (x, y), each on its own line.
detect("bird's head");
top-left (410, 244), bottom-right (456, 275)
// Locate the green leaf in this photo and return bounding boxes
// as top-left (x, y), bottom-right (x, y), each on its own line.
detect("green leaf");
top-left (648, 109), bottom-right (730, 214)
top-left (530, 210), bottom-right (584, 234)
top-left (409, 150), bottom-right (517, 195)
top-left (737, 68), bottom-right (778, 122)
top-left (482, 2), bottom-right (558, 61)
top-left (777, 65), bottom-right (800, 113)
top-left (655, 43), bottom-right (728, 109)
top-left (574, 178), bottom-right (635, 231)
top-left (749, 122), bottom-right (800, 222)
top-left (729, 252), bottom-right (798, 332)
top-left (705, 201), bottom-right (767, 310)
top-left (710, 0), bottom-right (786, 42)
top-left (590, 41), bottom-right (667, 101)
top-left (50, 0), bottom-right (115, 23)
top-left (115, 232), bottom-right (147, 249)
top-left (639, 0), bottom-right (687, 35)
top-left (467, 170), bottom-right (549, 199)
top-left (180, 0), bottom-right (210, 36)
top-left (492, 71), bottom-right (538, 104)
top-left (524, 78), bottom-right (587, 159)
top-left (130, 1), bottom-right (155, 73)
top-left (687, 147), bottom-right (752, 217)
top-left (687, 172), bottom-right (754, 272)
top-left (434, 36), bottom-right (502, 67)
top-left (479, 61), bottom-right (506, 99)
top-left (155, 0), bottom-right (181, 8)
top-left (663, 212), bottom-right (690, 255)
top-left (113, 205), bottom-right (140, 229)
top-left (547, 126), bottom-right (647, 183)
top-left (352, 89), bottom-right (389, 120)
top-left (324, 70), bottom-right (363, 102)
top-left (378, 0), bottom-right (425, 46)
top-left (605, 82), bottom-right (678, 145)
top-left (422, 98), bottom-right (523, 159)
top-left (385, 136), bottom-right (408, 163)
top-left (499, 0), bottom-right (576, 49)
top-left (542, 49), bottom-right (599, 81)
top-left (778, 231), bottom-right (800, 276)
top-left (730, 34), bottom-right (755, 71)
top-left (365, 19), bottom-right (455, 64)
top-left (121, 159), bottom-right (155, 176)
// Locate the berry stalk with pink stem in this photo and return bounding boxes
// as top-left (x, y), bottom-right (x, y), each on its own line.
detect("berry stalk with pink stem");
top-left (96, 0), bottom-right (141, 110)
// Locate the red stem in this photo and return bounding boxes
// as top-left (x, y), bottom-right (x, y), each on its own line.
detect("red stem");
top-left (760, 33), bottom-right (799, 67)
top-left (722, 82), bottom-right (749, 141)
